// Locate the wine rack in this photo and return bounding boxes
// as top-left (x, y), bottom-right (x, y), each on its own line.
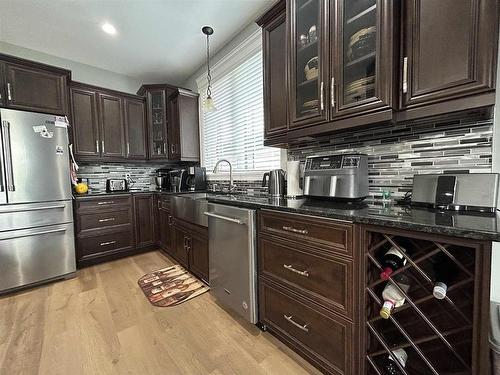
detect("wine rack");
top-left (361, 226), bottom-right (491, 375)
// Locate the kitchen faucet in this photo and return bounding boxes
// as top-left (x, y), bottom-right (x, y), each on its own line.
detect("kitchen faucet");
top-left (213, 159), bottom-right (236, 192)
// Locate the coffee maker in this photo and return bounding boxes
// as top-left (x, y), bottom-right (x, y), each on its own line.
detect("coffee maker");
top-left (155, 168), bottom-right (172, 191)
top-left (186, 166), bottom-right (207, 191)
top-left (169, 169), bottom-right (188, 192)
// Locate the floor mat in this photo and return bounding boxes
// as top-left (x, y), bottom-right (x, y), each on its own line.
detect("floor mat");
top-left (138, 265), bottom-right (209, 307)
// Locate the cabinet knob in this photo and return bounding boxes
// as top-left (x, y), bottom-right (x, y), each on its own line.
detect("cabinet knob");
top-left (402, 57), bottom-right (408, 94)
top-left (7, 83), bottom-right (12, 101)
top-left (320, 81), bottom-right (324, 111)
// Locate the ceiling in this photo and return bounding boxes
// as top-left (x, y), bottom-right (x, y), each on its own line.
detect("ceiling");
top-left (0, 0), bottom-right (274, 86)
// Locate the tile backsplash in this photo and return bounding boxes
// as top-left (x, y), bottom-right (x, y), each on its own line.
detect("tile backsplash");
top-left (287, 108), bottom-right (493, 201)
top-left (77, 163), bottom-right (174, 192)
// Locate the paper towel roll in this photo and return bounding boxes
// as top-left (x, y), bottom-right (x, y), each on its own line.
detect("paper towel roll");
top-left (286, 161), bottom-right (303, 197)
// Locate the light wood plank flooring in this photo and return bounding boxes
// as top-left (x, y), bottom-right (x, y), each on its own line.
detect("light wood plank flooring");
top-left (0, 251), bottom-right (320, 375)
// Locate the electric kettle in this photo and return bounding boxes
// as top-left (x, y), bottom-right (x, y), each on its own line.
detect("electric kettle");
top-left (262, 169), bottom-right (286, 197)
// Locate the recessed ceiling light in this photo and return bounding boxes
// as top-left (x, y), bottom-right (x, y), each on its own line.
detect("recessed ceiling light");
top-left (102, 23), bottom-right (117, 35)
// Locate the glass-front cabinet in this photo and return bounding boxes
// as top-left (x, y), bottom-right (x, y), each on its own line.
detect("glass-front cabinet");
top-left (331, 0), bottom-right (394, 120)
top-left (288, 0), bottom-right (329, 128)
top-left (147, 90), bottom-right (168, 159)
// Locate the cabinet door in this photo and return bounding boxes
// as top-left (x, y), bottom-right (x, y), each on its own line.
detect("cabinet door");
top-left (70, 87), bottom-right (100, 158)
top-left (173, 226), bottom-right (189, 267)
top-left (124, 98), bottom-right (147, 159)
top-left (178, 92), bottom-right (200, 162)
top-left (288, 0), bottom-right (329, 128)
top-left (159, 208), bottom-right (170, 253)
top-left (0, 62), bottom-right (5, 107)
top-left (4, 62), bottom-right (67, 115)
top-left (331, 0), bottom-right (395, 120)
top-left (188, 231), bottom-right (209, 283)
top-left (401, 0), bottom-right (497, 109)
top-left (263, 8), bottom-right (288, 138)
top-left (166, 213), bottom-right (175, 252)
top-left (98, 93), bottom-right (126, 159)
top-left (134, 194), bottom-right (155, 248)
top-left (146, 90), bottom-right (168, 159)
top-left (167, 94), bottom-right (181, 160)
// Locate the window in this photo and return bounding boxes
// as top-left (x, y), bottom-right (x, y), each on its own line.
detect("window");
top-left (197, 31), bottom-right (281, 176)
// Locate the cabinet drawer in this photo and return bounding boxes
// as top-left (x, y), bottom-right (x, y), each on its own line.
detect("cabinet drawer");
top-left (158, 195), bottom-right (171, 210)
top-left (259, 236), bottom-right (353, 318)
top-left (77, 208), bottom-right (131, 232)
top-left (259, 210), bottom-right (353, 256)
top-left (77, 230), bottom-right (134, 260)
top-left (75, 195), bottom-right (131, 212)
top-left (259, 280), bottom-right (352, 375)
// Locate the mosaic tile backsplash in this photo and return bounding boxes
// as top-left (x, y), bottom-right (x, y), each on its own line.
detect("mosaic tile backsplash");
top-left (287, 108), bottom-right (494, 201)
top-left (76, 163), bottom-right (177, 192)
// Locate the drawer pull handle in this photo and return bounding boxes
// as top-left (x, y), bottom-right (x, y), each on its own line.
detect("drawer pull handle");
top-left (100, 241), bottom-right (116, 246)
top-left (284, 314), bottom-right (309, 333)
top-left (283, 264), bottom-right (309, 277)
top-left (282, 226), bottom-right (308, 235)
top-left (97, 201), bottom-right (115, 205)
top-left (98, 217), bottom-right (115, 222)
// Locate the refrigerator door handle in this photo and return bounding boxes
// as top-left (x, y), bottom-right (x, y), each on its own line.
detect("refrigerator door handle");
top-left (1, 121), bottom-right (14, 192)
top-left (0, 227), bottom-right (66, 241)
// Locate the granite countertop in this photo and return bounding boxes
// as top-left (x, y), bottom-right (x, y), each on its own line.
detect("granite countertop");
top-left (206, 194), bottom-right (500, 242)
top-left (73, 189), bottom-right (205, 197)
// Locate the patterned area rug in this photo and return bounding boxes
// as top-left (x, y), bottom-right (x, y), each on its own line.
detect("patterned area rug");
top-left (138, 265), bottom-right (209, 307)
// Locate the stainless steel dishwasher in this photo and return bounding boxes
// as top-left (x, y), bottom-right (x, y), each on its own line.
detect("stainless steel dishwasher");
top-left (204, 203), bottom-right (257, 324)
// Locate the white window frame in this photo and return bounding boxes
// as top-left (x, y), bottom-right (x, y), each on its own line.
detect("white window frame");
top-left (196, 29), bottom-right (286, 181)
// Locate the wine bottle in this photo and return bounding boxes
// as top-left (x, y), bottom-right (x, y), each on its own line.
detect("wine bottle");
top-left (432, 253), bottom-right (458, 300)
top-left (380, 246), bottom-right (407, 280)
top-left (380, 274), bottom-right (411, 319)
top-left (379, 348), bottom-right (408, 374)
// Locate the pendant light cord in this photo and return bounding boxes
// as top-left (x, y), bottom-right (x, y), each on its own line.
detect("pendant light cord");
top-left (206, 34), bottom-right (212, 98)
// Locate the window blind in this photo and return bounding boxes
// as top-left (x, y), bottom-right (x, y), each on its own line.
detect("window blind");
top-left (200, 50), bottom-right (281, 173)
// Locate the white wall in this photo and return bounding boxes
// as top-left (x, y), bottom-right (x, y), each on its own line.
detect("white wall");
top-left (0, 41), bottom-right (142, 94)
top-left (183, 22), bottom-right (260, 91)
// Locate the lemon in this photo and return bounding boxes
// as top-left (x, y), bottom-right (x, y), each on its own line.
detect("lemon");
top-left (74, 182), bottom-right (88, 194)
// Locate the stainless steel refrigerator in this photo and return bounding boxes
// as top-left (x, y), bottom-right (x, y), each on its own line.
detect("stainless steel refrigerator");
top-left (0, 108), bottom-right (75, 293)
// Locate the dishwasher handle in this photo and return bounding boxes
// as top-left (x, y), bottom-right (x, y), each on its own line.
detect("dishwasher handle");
top-left (204, 211), bottom-right (245, 225)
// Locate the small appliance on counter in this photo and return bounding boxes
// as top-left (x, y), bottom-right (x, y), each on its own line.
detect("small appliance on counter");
top-left (155, 168), bottom-right (172, 191)
top-left (169, 169), bottom-right (188, 192)
top-left (411, 173), bottom-right (499, 212)
top-left (106, 178), bottom-right (128, 193)
top-left (186, 166), bottom-right (207, 191)
top-left (303, 153), bottom-right (369, 201)
top-left (286, 161), bottom-right (303, 198)
top-left (262, 169), bottom-right (286, 197)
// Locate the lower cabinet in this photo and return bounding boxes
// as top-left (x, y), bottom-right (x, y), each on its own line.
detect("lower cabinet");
top-left (257, 210), bottom-right (356, 375)
top-left (75, 193), bottom-right (157, 267)
top-left (171, 219), bottom-right (209, 283)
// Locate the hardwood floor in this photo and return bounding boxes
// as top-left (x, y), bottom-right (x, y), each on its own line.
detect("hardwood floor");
top-left (0, 251), bottom-right (320, 375)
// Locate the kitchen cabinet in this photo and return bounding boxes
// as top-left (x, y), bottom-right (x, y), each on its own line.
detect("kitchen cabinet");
top-left (0, 55), bottom-right (70, 115)
top-left (137, 84), bottom-right (177, 160)
top-left (172, 218), bottom-right (209, 283)
top-left (258, 210), bottom-right (356, 374)
top-left (124, 97), bottom-right (147, 159)
top-left (359, 225), bottom-right (491, 375)
top-left (69, 86), bottom-right (100, 158)
top-left (257, 0), bottom-right (288, 141)
top-left (288, 0), bottom-right (329, 129)
top-left (168, 89), bottom-right (200, 162)
top-left (134, 194), bottom-right (155, 248)
top-left (70, 82), bottom-right (147, 162)
top-left (98, 92), bottom-right (126, 159)
top-left (398, 0), bottom-right (497, 119)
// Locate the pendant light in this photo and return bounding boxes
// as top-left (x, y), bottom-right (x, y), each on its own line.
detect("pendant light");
top-left (202, 26), bottom-right (216, 112)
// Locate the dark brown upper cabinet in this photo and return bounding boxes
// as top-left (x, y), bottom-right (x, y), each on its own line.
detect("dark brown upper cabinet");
top-left (137, 84), bottom-right (177, 160)
top-left (70, 82), bottom-right (147, 162)
top-left (257, 1), bottom-right (288, 141)
top-left (0, 54), bottom-right (70, 115)
top-left (288, 0), bottom-right (329, 129)
top-left (330, 0), bottom-right (396, 122)
top-left (70, 86), bottom-right (100, 158)
top-left (98, 92), bottom-right (126, 159)
top-left (124, 97), bottom-right (147, 159)
top-left (168, 89), bottom-right (200, 162)
top-left (399, 0), bottom-right (498, 119)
